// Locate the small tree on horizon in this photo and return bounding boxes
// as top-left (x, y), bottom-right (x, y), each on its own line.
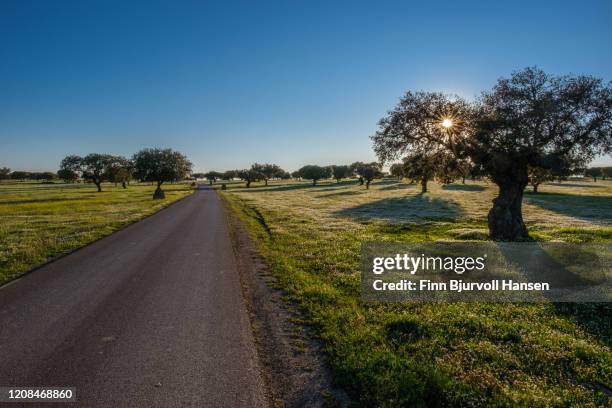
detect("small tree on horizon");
top-left (350, 162), bottom-right (366, 185)
top-left (361, 163), bottom-right (383, 189)
top-left (9, 171), bottom-right (30, 181)
top-left (297, 165), bottom-right (331, 185)
top-left (60, 154), bottom-right (123, 192)
top-left (107, 157), bottom-right (133, 188)
top-left (527, 166), bottom-right (552, 193)
top-left (252, 163), bottom-right (285, 186)
top-left (331, 165), bottom-right (351, 182)
top-left (402, 149), bottom-right (442, 193)
top-left (132, 148), bottom-right (192, 199)
top-left (204, 171), bottom-right (223, 185)
top-left (0, 167), bottom-right (11, 180)
top-left (222, 170), bottom-right (238, 180)
top-left (238, 169), bottom-right (261, 188)
top-left (389, 163), bottom-right (404, 180)
top-left (585, 167), bottom-right (603, 182)
top-left (57, 168), bottom-right (79, 183)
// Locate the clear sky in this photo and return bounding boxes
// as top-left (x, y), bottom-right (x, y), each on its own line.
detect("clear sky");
top-left (1, 0), bottom-right (611, 172)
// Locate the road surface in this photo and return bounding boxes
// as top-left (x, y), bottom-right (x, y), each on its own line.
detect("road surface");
top-left (0, 186), bottom-right (267, 407)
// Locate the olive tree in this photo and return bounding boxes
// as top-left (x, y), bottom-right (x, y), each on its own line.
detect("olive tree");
top-left (389, 163), bottom-right (404, 180)
top-left (108, 157), bottom-right (133, 188)
top-left (350, 162), bottom-right (366, 185)
top-left (237, 168), bottom-right (261, 188)
top-left (222, 170), bottom-right (238, 180)
top-left (0, 167), bottom-right (10, 180)
top-left (56, 168), bottom-right (78, 182)
top-left (361, 163), bottom-right (383, 189)
top-left (132, 148), bottom-right (192, 199)
top-left (373, 68), bottom-right (612, 240)
top-left (298, 165), bottom-right (331, 185)
top-left (10, 171), bottom-right (30, 181)
top-left (204, 171), bottom-right (223, 185)
top-left (331, 165), bottom-right (351, 182)
top-left (252, 163), bottom-right (285, 186)
top-left (527, 166), bottom-right (552, 193)
top-left (585, 167), bottom-right (603, 181)
top-left (402, 149), bottom-right (442, 193)
top-left (60, 154), bottom-right (123, 192)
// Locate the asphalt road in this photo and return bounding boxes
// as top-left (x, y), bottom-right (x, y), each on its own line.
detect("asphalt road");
top-left (0, 186), bottom-right (267, 407)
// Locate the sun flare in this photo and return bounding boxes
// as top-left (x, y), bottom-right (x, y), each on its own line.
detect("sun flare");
top-left (441, 118), bottom-right (454, 128)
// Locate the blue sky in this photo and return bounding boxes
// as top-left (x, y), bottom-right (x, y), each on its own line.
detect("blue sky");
top-left (1, 0), bottom-right (611, 172)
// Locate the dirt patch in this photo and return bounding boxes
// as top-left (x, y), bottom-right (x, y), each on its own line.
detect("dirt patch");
top-left (223, 201), bottom-right (348, 407)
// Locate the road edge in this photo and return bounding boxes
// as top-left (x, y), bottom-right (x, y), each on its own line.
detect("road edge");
top-left (220, 193), bottom-right (349, 408)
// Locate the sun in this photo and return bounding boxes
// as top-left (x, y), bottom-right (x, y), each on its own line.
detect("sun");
top-left (441, 118), bottom-right (454, 128)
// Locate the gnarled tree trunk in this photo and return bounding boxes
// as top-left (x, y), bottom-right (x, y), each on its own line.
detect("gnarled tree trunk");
top-left (488, 164), bottom-right (529, 241)
top-left (420, 177), bottom-right (427, 193)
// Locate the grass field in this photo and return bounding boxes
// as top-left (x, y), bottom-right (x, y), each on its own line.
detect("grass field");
top-left (0, 181), bottom-right (192, 286)
top-left (220, 178), bottom-right (612, 407)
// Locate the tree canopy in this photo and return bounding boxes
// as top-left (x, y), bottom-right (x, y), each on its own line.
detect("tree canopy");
top-left (297, 165), bottom-right (331, 185)
top-left (331, 165), bottom-right (351, 182)
top-left (132, 148), bottom-right (192, 198)
top-left (59, 154), bottom-right (125, 192)
top-left (251, 163), bottom-right (285, 185)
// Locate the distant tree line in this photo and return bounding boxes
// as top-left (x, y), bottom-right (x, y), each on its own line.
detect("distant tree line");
top-left (194, 161), bottom-right (387, 188)
top-left (0, 168), bottom-right (57, 181)
top-left (585, 166), bottom-right (612, 182)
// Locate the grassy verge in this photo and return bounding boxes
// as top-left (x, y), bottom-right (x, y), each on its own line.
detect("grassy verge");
top-left (0, 181), bottom-right (193, 285)
top-left (221, 178), bottom-right (612, 407)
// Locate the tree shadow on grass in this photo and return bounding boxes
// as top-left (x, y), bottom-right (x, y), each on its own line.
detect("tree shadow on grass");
top-left (525, 192), bottom-right (612, 224)
top-left (441, 184), bottom-right (485, 192)
top-left (554, 303), bottom-right (611, 347)
top-left (497, 243), bottom-right (612, 347)
top-left (318, 190), bottom-right (364, 198)
top-left (546, 182), bottom-right (602, 189)
top-left (0, 196), bottom-right (93, 205)
top-left (333, 194), bottom-right (463, 223)
top-left (378, 182), bottom-right (416, 191)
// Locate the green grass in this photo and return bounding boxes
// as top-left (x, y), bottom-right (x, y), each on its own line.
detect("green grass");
top-left (221, 178), bottom-right (612, 407)
top-left (0, 181), bottom-right (193, 285)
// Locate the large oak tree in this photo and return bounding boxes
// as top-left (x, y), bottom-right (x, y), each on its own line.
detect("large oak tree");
top-left (372, 67), bottom-right (611, 240)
